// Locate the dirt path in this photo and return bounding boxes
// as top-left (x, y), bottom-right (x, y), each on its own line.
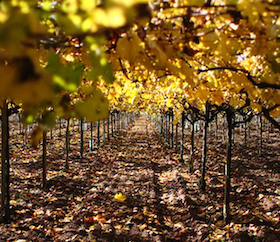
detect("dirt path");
top-left (0, 115), bottom-right (279, 241)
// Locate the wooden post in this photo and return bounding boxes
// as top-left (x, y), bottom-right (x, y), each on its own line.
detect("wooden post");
top-left (118, 112), bottom-right (121, 131)
top-left (1, 99), bottom-right (10, 222)
top-left (248, 118), bottom-right (251, 139)
top-left (114, 112), bottom-right (117, 133)
top-left (232, 113), bottom-right (235, 146)
top-left (215, 115), bottom-right (218, 141)
top-left (80, 118), bottom-right (84, 159)
top-left (160, 115), bottom-right (163, 134)
top-left (244, 116), bottom-right (247, 147)
top-left (111, 112), bottom-right (114, 137)
top-left (90, 122), bottom-right (93, 151)
top-left (18, 113), bottom-right (22, 135)
top-left (189, 121), bottom-right (195, 173)
top-left (59, 119), bottom-right (62, 137)
top-left (23, 124), bottom-right (27, 147)
top-left (171, 111), bottom-right (174, 148)
top-left (65, 119), bottom-right (70, 171)
top-left (175, 123), bottom-right (178, 152)
top-left (259, 115), bottom-right (263, 155)
top-left (97, 120), bottom-right (100, 147)
top-left (42, 130), bottom-right (47, 190)
top-left (107, 114), bottom-right (110, 141)
top-left (222, 115), bottom-right (225, 143)
top-left (224, 108), bottom-right (233, 224)
top-left (165, 113), bottom-right (168, 142)
top-left (180, 112), bottom-right (185, 162)
top-left (103, 120), bottom-right (106, 142)
top-left (199, 102), bottom-right (210, 191)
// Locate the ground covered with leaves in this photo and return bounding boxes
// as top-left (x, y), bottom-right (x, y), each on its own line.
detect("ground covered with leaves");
top-left (0, 116), bottom-right (279, 241)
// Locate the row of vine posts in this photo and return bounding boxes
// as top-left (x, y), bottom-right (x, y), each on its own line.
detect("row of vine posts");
top-left (0, 101), bottom-right (137, 223)
top-left (154, 101), bottom-right (278, 224)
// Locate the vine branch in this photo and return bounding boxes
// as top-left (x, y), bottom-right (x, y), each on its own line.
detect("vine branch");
top-left (198, 67), bottom-right (280, 90)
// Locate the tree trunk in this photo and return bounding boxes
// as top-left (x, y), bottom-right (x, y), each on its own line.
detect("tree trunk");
top-left (224, 108), bottom-right (233, 224)
top-left (59, 119), bottom-right (62, 137)
top-left (199, 119), bottom-right (208, 191)
top-left (65, 118), bottom-right (70, 171)
top-left (42, 130), bottom-right (47, 190)
top-left (232, 114), bottom-right (235, 146)
top-left (199, 102), bottom-right (210, 191)
top-left (114, 113), bottom-right (116, 133)
top-left (248, 119), bottom-right (250, 139)
top-left (107, 113), bottom-right (110, 141)
top-left (189, 121), bottom-right (195, 173)
top-left (97, 120), bottom-right (100, 147)
top-left (175, 123), bottom-right (178, 152)
top-left (111, 113), bottom-right (114, 137)
top-left (118, 113), bottom-right (120, 131)
top-left (222, 115), bottom-right (225, 143)
top-left (18, 113), bottom-right (22, 135)
top-left (80, 118), bottom-right (84, 160)
top-left (1, 100), bottom-right (10, 222)
top-left (23, 124), bottom-right (27, 147)
top-left (160, 115), bottom-right (163, 134)
top-left (165, 114), bottom-right (167, 141)
top-left (180, 112), bottom-right (185, 162)
top-left (107, 115), bottom-right (110, 141)
top-left (103, 120), bottom-right (106, 142)
top-left (270, 121), bottom-right (274, 134)
top-left (215, 115), bottom-right (218, 141)
top-left (165, 114), bottom-right (167, 142)
top-left (118, 113), bottom-right (121, 131)
top-left (171, 112), bottom-right (174, 148)
top-left (244, 116), bottom-right (247, 147)
top-left (259, 115), bottom-right (263, 155)
top-left (120, 113), bottom-right (122, 130)
top-left (90, 122), bottom-right (93, 151)
top-left (162, 115), bottom-right (165, 138)
top-left (168, 112), bottom-right (171, 146)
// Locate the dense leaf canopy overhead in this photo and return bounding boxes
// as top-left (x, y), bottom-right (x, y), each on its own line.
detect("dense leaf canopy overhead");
top-left (0, 0), bottom-right (279, 125)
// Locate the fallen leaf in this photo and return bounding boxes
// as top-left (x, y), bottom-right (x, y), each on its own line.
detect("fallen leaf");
top-left (114, 193), bottom-right (126, 202)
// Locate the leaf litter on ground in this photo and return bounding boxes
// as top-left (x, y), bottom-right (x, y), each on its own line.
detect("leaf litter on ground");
top-left (0, 115), bottom-right (279, 241)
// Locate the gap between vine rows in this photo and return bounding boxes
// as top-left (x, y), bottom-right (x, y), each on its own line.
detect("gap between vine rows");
top-left (0, 115), bottom-right (279, 241)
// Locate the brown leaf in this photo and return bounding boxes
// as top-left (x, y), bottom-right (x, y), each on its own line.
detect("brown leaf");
top-left (30, 126), bottom-right (42, 148)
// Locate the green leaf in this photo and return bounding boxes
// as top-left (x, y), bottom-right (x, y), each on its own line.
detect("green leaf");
top-left (85, 52), bottom-right (115, 84)
top-left (74, 90), bottom-right (109, 122)
top-left (42, 1), bottom-right (52, 11)
top-left (47, 54), bottom-right (83, 92)
top-left (41, 111), bottom-right (56, 129)
top-left (23, 114), bottom-right (34, 124)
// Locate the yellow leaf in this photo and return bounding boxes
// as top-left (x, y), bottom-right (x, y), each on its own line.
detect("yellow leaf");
top-left (95, 215), bottom-right (107, 223)
top-left (166, 98), bottom-right (172, 108)
top-left (93, 7), bottom-right (126, 28)
top-left (115, 225), bottom-right (122, 230)
top-left (114, 192), bottom-right (126, 202)
top-left (88, 225), bottom-right (95, 231)
top-left (74, 91), bottom-right (109, 122)
top-left (111, 0), bottom-right (148, 7)
top-left (80, 0), bottom-right (97, 11)
top-left (140, 224), bottom-right (147, 230)
top-left (30, 126), bottom-right (43, 148)
top-left (186, 0), bottom-right (205, 6)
